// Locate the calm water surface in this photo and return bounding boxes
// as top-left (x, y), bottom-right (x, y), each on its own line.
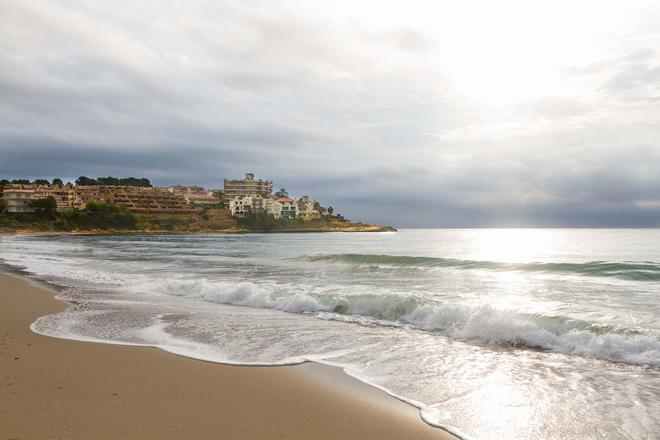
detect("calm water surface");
top-left (1, 229), bottom-right (659, 439)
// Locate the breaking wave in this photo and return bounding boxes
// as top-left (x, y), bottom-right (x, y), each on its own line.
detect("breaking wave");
top-left (132, 277), bottom-right (660, 367)
top-left (306, 254), bottom-right (660, 281)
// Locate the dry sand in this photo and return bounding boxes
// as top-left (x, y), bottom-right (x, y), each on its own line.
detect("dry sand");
top-left (0, 271), bottom-right (456, 440)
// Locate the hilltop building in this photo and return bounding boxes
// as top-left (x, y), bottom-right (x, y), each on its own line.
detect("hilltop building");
top-left (1, 183), bottom-right (199, 215)
top-left (2, 184), bottom-right (77, 213)
top-left (223, 173), bottom-right (272, 205)
top-left (166, 186), bottom-right (219, 206)
top-left (2, 174), bottom-right (329, 222)
top-left (103, 186), bottom-right (198, 214)
top-left (228, 194), bottom-right (310, 220)
top-left (223, 174), bottom-right (321, 221)
top-left (73, 185), bottom-right (109, 209)
top-left (297, 196), bottom-right (321, 221)
top-left (228, 195), bottom-right (254, 218)
top-left (276, 197), bottom-right (298, 219)
top-left (2, 186), bottom-right (37, 213)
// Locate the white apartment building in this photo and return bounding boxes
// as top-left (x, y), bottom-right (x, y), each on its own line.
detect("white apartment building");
top-left (1, 184), bottom-right (78, 213)
top-left (276, 197), bottom-right (298, 219)
top-left (228, 195), bottom-right (300, 220)
top-left (228, 195), bottom-right (254, 217)
top-left (2, 188), bottom-right (34, 213)
top-left (297, 195), bottom-right (321, 221)
top-left (223, 173), bottom-right (272, 205)
top-left (267, 199), bottom-right (282, 219)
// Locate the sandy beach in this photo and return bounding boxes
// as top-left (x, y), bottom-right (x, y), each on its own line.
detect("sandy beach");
top-left (0, 271), bottom-right (455, 440)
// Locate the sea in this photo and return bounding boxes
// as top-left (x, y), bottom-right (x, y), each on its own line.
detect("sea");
top-left (1, 229), bottom-right (659, 439)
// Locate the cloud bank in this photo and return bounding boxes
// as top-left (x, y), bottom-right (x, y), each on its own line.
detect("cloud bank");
top-left (1, 0), bottom-right (659, 227)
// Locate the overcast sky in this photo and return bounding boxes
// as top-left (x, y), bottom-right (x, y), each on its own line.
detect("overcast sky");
top-left (1, 0), bottom-right (660, 227)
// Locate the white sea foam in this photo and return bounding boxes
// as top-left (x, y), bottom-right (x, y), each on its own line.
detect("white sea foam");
top-left (123, 276), bottom-right (660, 367)
top-left (9, 247), bottom-right (660, 367)
top-left (1, 249), bottom-right (136, 286)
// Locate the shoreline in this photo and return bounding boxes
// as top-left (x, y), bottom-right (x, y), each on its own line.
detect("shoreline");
top-left (0, 225), bottom-right (397, 235)
top-left (0, 270), bottom-right (455, 440)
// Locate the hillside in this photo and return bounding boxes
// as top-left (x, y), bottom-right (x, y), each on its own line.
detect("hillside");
top-left (0, 206), bottom-right (395, 234)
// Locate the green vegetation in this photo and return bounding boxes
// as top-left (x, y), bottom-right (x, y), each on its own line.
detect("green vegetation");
top-left (60, 202), bottom-right (138, 230)
top-left (1, 178), bottom-right (55, 185)
top-left (237, 213), bottom-right (285, 230)
top-left (274, 188), bottom-right (289, 198)
top-left (0, 201), bottom-right (392, 233)
top-left (235, 212), bottom-right (391, 232)
top-left (29, 196), bottom-right (57, 219)
top-left (75, 176), bottom-right (152, 187)
top-left (0, 202), bottom-right (137, 232)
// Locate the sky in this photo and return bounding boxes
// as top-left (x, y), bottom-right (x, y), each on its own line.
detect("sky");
top-left (1, 0), bottom-right (660, 227)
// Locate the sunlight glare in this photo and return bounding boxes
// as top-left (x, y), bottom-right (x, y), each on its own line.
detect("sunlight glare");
top-left (472, 229), bottom-right (556, 263)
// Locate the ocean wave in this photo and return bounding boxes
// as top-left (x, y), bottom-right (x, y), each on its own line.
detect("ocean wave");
top-left (132, 277), bottom-right (660, 367)
top-left (306, 254), bottom-right (660, 281)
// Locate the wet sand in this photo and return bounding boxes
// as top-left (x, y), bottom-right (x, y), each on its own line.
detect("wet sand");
top-left (0, 271), bottom-right (456, 440)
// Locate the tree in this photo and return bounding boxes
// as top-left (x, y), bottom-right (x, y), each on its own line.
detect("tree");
top-left (33, 179), bottom-right (50, 185)
top-left (0, 198), bottom-right (6, 213)
top-left (121, 177), bottom-right (151, 187)
top-left (11, 179), bottom-right (31, 185)
top-left (52, 178), bottom-right (64, 186)
top-left (0, 179), bottom-right (9, 187)
top-left (275, 188), bottom-right (288, 198)
top-left (97, 177), bottom-right (120, 186)
top-left (94, 176), bottom-right (152, 187)
top-left (76, 176), bottom-right (98, 186)
top-left (327, 206), bottom-right (334, 215)
top-left (29, 196), bottom-right (57, 218)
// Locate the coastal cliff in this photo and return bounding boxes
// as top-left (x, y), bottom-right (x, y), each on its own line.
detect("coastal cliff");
top-left (0, 207), bottom-right (396, 234)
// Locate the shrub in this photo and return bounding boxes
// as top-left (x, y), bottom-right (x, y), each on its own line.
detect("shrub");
top-left (62, 202), bottom-right (137, 230)
top-left (29, 196), bottom-right (57, 218)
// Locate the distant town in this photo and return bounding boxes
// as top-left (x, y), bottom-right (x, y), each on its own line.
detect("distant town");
top-left (0, 172), bottom-right (336, 220)
top-left (0, 172), bottom-right (395, 233)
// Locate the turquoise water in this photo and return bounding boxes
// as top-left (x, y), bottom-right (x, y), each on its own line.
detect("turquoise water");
top-left (2, 229), bottom-right (659, 439)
